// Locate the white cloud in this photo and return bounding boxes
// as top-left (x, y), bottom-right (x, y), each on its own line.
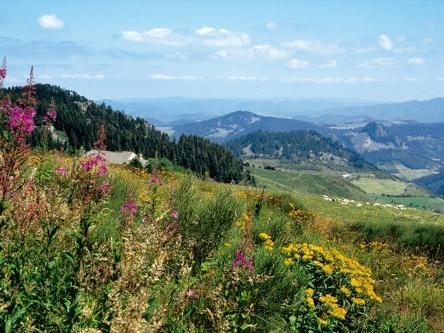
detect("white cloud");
top-left (353, 46), bottom-right (377, 54)
top-left (195, 26), bottom-right (215, 35)
top-left (252, 44), bottom-right (286, 59)
top-left (222, 75), bottom-right (269, 81)
top-left (423, 37), bottom-right (433, 44)
top-left (319, 60), bottom-right (338, 68)
top-left (392, 46), bottom-right (415, 54)
top-left (40, 73), bottom-right (106, 80)
top-left (195, 26), bottom-right (250, 47)
top-left (265, 21), bottom-right (277, 30)
top-left (122, 28), bottom-right (190, 46)
top-left (210, 44), bottom-right (286, 60)
top-left (287, 58), bottom-right (310, 69)
top-left (38, 14), bottom-right (64, 29)
top-left (149, 74), bottom-right (200, 80)
top-left (282, 77), bottom-right (379, 84)
top-left (407, 57), bottom-right (425, 65)
top-left (284, 40), bottom-right (343, 55)
top-left (358, 57), bottom-right (396, 68)
top-left (378, 34), bottom-right (393, 51)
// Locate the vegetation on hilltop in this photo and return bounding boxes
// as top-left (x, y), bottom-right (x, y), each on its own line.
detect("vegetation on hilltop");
top-left (3, 83), bottom-right (244, 183)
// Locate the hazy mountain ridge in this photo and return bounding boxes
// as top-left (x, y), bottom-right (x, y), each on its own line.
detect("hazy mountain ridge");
top-left (315, 98), bottom-right (444, 123)
top-left (173, 111), bottom-right (327, 143)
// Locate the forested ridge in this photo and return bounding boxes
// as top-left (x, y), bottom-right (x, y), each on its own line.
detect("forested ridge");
top-left (226, 130), bottom-right (375, 170)
top-left (3, 84), bottom-right (244, 182)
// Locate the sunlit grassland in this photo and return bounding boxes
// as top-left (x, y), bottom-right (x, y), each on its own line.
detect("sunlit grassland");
top-left (2, 151), bottom-right (444, 332)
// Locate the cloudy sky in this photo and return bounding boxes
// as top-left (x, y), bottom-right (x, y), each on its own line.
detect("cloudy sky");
top-left (1, 0), bottom-right (443, 101)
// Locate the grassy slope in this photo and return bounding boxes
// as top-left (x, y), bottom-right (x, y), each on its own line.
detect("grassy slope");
top-left (3, 152), bottom-right (444, 332)
top-left (250, 167), bottom-right (369, 201)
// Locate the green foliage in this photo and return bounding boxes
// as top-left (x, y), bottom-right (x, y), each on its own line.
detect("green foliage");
top-left (4, 84), bottom-right (245, 183)
top-left (175, 177), bottom-right (243, 269)
top-left (226, 130), bottom-right (376, 171)
top-left (349, 220), bottom-right (444, 256)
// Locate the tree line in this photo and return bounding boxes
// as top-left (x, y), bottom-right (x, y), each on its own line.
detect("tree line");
top-left (3, 84), bottom-right (245, 183)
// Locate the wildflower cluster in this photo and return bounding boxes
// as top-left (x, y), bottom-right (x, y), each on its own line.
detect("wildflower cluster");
top-left (279, 241), bottom-right (382, 328)
top-left (232, 249), bottom-right (255, 272)
top-left (81, 152), bottom-right (108, 176)
top-left (258, 232), bottom-right (274, 251)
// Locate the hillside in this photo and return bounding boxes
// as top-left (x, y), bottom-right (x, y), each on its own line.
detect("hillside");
top-left (2, 150), bottom-right (443, 332)
top-left (226, 130), bottom-right (376, 172)
top-left (3, 84), bottom-right (245, 183)
top-left (173, 111), bottom-right (326, 143)
top-left (337, 121), bottom-right (444, 183)
top-left (1, 78), bottom-right (444, 332)
top-left (415, 170), bottom-right (444, 197)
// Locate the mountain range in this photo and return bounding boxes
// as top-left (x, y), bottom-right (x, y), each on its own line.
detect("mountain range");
top-left (103, 97), bottom-right (444, 125)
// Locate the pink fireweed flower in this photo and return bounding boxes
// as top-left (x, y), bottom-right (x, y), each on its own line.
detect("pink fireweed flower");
top-left (81, 152), bottom-right (108, 176)
top-left (8, 106), bottom-right (36, 139)
top-left (44, 109), bottom-right (57, 123)
top-left (99, 180), bottom-right (111, 196)
top-left (121, 200), bottom-right (137, 216)
top-left (150, 173), bottom-right (163, 185)
top-left (97, 163), bottom-right (108, 176)
top-left (170, 210), bottom-right (179, 220)
top-left (55, 166), bottom-right (68, 176)
top-left (232, 250), bottom-right (255, 272)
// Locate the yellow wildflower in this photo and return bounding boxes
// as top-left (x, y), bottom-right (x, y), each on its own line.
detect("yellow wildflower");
top-left (329, 306), bottom-right (347, 320)
top-left (321, 264), bottom-right (334, 275)
top-left (259, 232), bottom-right (271, 241)
top-left (264, 239), bottom-right (274, 251)
top-left (352, 297), bottom-right (366, 305)
top-left (340, 287), bottom-right (351, 297)
top-left (305, 288), bottom-right (314, 297)
top-left (306, 297), bottom-right (315, 308)
top-left (317, 318), bottom-right (328, 326)
top-left (284, 258), bottom-right (293, 266)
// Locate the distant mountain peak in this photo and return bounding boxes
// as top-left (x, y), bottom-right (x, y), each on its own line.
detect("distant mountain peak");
top-left (173, 111), bottom-right (326, 143)
top-left (361, 122), bottom-right (389, 139)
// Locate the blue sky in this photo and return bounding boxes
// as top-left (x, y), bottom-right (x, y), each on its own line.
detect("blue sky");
top-left (1, 0), bottom-right (443, 101)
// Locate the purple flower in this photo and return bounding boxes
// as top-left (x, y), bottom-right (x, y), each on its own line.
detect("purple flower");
top-left (81, 153), bottom-right (108, 176)
top-left (99, 180), bottom-right (111, 196)
top-left (55, 166), bottom-right (67, 176)
top-left (121, 200), bottom-right (138, 217)
top-left (8, 106), bottom-right (36, 139)
top-left (97, 163), bottom-right (108, 176)
top-left (44, 109), bottom-right (57, 123)
top-left (150, 173), bottom-right (162, 185)
top-left (232, 250), bottom-right (255, 272)
top-left (170, 210), bottom-right (179, 220)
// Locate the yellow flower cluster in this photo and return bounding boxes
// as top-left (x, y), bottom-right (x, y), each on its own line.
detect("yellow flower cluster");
top-left (288, 203), bottom-right (312, 221)
top-left (281, 242), bottom-right (383, 316)
top-left (258, 232), bottom-right (274, 251)
top-left (235, 212), bottom-right (250, 231)
top-left (319, 294), bottom-right (347, 320)
top-left (139, 190), bottom-right (150, 204)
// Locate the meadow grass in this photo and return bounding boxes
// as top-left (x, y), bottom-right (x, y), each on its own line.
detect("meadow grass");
top-left (1, 152), bottom-right (444, 332)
